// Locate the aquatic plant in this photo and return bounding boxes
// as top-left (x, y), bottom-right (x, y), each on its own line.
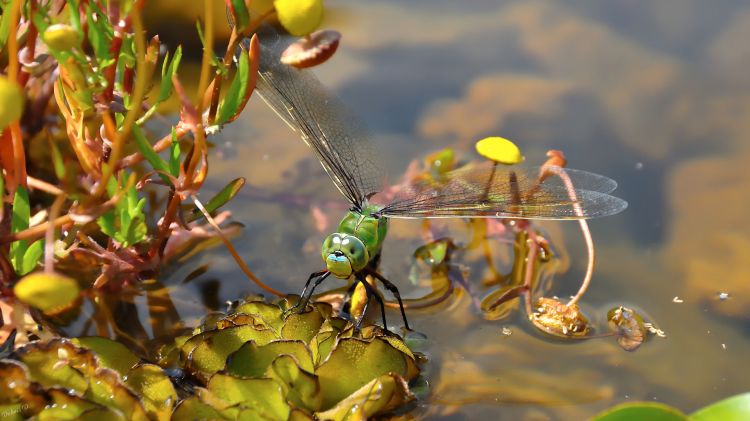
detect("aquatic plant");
top-left (0, 296), bottom-right (421, 420)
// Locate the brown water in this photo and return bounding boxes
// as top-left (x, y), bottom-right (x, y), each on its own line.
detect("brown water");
top-left (72, 1), bottom-right (750, 419)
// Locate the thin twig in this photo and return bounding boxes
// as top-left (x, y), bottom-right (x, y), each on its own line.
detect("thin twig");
top-left (190, 195), bottom-right (285, 297)
top-left (44, 194), bottom-right (67, 272)
top-left (543, 165), bottom-right (595, 306)
top-left (27, 176), bottom-right (64, 196)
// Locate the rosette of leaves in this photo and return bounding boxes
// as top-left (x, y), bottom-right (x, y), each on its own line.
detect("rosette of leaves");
top-left (0, 338), bottom-right (175, 420)
top-left (174, 296), bottom-right (420, 419)
top-left (0, 297), bottom-right (420, 420)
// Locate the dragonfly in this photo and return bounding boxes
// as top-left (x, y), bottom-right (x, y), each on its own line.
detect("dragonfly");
top-left (253, 31), bottom-right (627, 331)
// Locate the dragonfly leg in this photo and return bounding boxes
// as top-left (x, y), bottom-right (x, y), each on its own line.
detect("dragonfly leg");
top-left (291, 270), bottom-right (330, 312)
top-left (358, 275), bottom-right (388, 331)
top-left (369, 270), bottom-right (412, 331)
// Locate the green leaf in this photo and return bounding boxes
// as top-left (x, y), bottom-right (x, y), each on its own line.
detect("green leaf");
top-left (206, 375), bottom-right (290, 421)
top-left (19, 239), bottom-right (44, 275)
top-left (10, 187), bottom-right (30, 274)
top-left (691, 392), bottom-right (750, 421)
top-left (124, 364), bottom-right (177, 421)
top-left (226, 0), bottom-right (251, 33)
top-left (215, 47), bottom-right (249, 125)
top-left (0, 0), bottom-right (13, 51)
top-left (85, 3), bottom-right (113, 63)
top-left (182, 325), bottom-right (277, 377)
top-left (132, 125), bottom-right (171, 184)
top-left (169, 127), bottom-right (181, 177)
top-left (315, 337), bottom-right (418, 409)
top-left (158, 46), bottom-right (182, 103)
top-left (226, 340), bottom-right (314, 378)
top-left (592, 402), bottom-right (686, 421)
top-left (188, 178), bottom-right (245, 222)
top-left (72, 337), bottom-right (140, 376)
top-left (315, 374), bottom-right (414, 420)
top-left (171, 397), bottom-right (226, 420)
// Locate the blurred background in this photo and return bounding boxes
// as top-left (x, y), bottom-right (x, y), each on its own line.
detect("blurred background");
top-left (139, 1), bottom-right (750, 419)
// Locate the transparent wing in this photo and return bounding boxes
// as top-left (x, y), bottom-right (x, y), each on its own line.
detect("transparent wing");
top-left (254, 27), bottom-right (384, 208)
top-left (379, 162), bottom-right (627, 220)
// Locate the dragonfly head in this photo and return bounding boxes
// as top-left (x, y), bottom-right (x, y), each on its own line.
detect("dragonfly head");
top-left (321, 233), bottom-right (369, 278)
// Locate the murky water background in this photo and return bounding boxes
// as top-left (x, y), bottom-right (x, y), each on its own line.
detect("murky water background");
top-left (72, 1), bottom-right (750, 419)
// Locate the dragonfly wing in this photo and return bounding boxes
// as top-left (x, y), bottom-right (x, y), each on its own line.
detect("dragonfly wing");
top-left (254, 28), bottom-right (384, 207)
top-left (379, 162), bottom-right (627, 220)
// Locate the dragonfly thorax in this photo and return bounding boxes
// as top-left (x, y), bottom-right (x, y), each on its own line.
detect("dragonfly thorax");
top-left (321, 208), bottom-right (388, 278)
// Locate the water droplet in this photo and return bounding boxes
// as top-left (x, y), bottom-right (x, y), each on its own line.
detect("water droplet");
top-left (635, 162), bottom-right (644, 170)
top-left (672, 296), bottom-right (683, 303)
top-left (718, 292), bottom-right (730, 301)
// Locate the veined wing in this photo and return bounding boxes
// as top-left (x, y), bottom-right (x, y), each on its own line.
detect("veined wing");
top-left (379, 162), bottom-right (627, 220)
top-left (254, 28), bottom-right (384, 208)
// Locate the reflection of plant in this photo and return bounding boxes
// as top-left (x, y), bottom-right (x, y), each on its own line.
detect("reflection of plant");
top-left (0, 296), bottom-right (420, 420)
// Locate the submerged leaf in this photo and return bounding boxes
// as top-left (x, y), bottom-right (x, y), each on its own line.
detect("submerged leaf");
top-left (607, 306), bottom-right (647, 351)
top-left (530, 297), bottom-right (589, 338)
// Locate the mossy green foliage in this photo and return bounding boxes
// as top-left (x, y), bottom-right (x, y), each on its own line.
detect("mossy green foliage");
top-left (0, 297), bottom-right (420, 420)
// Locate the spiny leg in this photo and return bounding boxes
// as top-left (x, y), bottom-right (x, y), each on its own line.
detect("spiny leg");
top-left (358, 274), bottom-right (388, 331)
top-left (369, 270), bottom-right (412, 331)
top-left (290, 270), bottom-right (330, 312)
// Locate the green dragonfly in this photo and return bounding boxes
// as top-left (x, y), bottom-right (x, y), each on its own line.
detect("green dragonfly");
top-left (254, 33), bottom-right (627, 331)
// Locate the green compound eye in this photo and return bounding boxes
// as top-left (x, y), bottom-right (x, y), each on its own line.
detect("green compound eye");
top-left (321, 234), bottom-right (369, 278)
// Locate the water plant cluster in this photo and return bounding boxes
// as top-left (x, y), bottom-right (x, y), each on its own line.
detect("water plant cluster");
top-left (1, 0), bottom-right (749, 419)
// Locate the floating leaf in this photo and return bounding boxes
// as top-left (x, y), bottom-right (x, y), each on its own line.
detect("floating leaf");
top-left (316, 337), bottom-right (418, 409)
top-left (275, 0), bottom-right (324, 36)
top-left (691, 392), bottom-right (750, 420)
top-left (268, 354), bottom-right (322, 411)
top-left (281, 29), bottom-right (340, 69)
top-left (530, 297), bottom-right (589, 338)
top-left (171, 397), bottom-right (225, 420)
top-left (475, 136), bottom-right (525, 165)
top-left (13, 272), bottom-right (80, 315)
top-left (0, 360), bottom-right (46, 417)
top-left (72, 337), bottom-right (140, 376)
top-left (124, 364), bottom-right (177, 421)
top-left (183, 325), bottom-right (276, 377)
top-left (316, 373), bottom-right (414, 420)
top-left (607, 306), bottom-right (647, 351)
top-left (592, 402), bottom-right (686, 421)
top-left (226, 340), bottom-right (314, 378)
top-left (207, 375), bottom-right (290, 420)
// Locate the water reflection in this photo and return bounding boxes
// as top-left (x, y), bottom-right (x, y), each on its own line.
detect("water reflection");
top-left (54, 0), bottom-right (750, 418)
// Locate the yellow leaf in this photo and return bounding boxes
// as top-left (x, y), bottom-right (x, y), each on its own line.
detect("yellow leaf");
top-left (475, 136), bottom-right (524, 165)
top-left (13, 272), bottom-right (80, 315)
top-left (0, 76), bottom-right (24, 129)
top-left (275, 0), bottom-right (324, 36)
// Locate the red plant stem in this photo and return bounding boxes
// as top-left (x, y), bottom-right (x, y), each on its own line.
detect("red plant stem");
top-left (102, 7), bottom-right (125, 101)
top-left (191, 195), bottom-right (285, 297)
top-left (17, 0), bottom-right (39, 87)
top-left (543, 165), bottom-right (595, 307)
